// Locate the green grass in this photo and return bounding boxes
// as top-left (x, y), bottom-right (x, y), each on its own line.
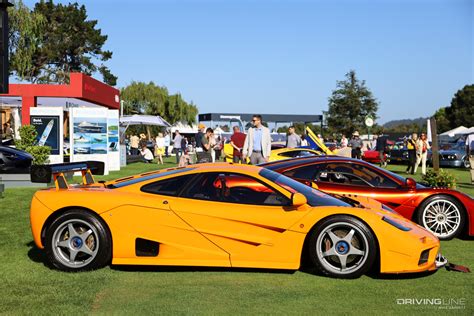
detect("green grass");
top-left (0, 158), bottom-right (472, 314)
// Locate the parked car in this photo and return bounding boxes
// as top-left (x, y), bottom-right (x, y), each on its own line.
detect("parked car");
top-left (389, 142), bottom-right (409, 164)
top-left (29, 161), bottom-right (447, 278)
top-left (428, 142), bottom-right (470, 169)
top-left (262, 156), bottom-right (474, 240)
top-left (362, 150), bottom-right (389, 165)
top-left (0, 146), bottom-right (33, 174)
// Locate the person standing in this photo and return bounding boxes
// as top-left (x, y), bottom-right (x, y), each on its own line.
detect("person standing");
top-left (340, 135), bottom-right (348, 148)
top-left (406, 133), bottom-right (418, 174)
top-left (301, 134), bottom-right (308, 147)
top-left (348, 131), bottom-right (363, 159)
top-left (230, 126), bottom-right (246, 163)
top-left (130, 133), bottom-right (140, 156)
top-left (286, 126), bottom-right (301, 148)
top-left (242, 114), bottom-right (271, 164)
top-left (139, 133), bottom-right (147, 149)
top-left (173, 130), bottom-right (183, 164)
top-left (195, 123), bottom-right (206, 152)
top-left (375, 132), bottom-right (388, 167)
top-left (199, 127), bottom-right (214, 163)
top-left (154, 132), bottom-right (165, 165)
top-left (415, 133), bottom-right (430, 175)
top-left (214, 136), bottom-right (223, 161)
top-left (466, 132), bottom-right (474, 184)
top-left (164, 132), bottom-right (171, 157)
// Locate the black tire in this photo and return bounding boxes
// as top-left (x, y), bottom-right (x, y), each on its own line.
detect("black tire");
top-left (416, 195), bottom-right (465, 240)
top-left (464, 158), bottom-right (470, 169)
top-left (308, 215), bottom-right (377, 279)
top-left (44, 209), bottom-right (112, 271)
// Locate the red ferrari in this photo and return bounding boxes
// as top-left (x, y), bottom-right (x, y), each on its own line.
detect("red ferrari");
top-left (261, 156), bottom-right (474, 240)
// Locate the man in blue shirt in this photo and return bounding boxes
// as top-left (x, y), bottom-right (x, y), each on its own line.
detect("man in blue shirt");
top-left (243, 115), bottom-right (272, 164)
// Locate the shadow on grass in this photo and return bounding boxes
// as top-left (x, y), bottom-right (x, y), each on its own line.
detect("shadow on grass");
top-left (26, 241), bottom-right (49, 267)
top-left (111, 265), bottom-right (295, 275)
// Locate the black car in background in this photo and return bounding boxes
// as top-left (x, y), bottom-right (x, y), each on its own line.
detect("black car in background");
top-left (0, 146), bottom-right (33, 174)
top-left (388, 141), bottom-right (409, 164)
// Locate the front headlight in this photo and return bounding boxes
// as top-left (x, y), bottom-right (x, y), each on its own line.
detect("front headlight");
top-left (382, 216), bottom-right (412, 231)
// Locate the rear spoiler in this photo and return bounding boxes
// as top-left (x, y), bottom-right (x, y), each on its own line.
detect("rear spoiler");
top-left (30, 161), bottom-right (105, 189)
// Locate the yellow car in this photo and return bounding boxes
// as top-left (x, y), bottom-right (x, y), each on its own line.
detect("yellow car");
top-left (30, 161), bottom-right (446, 278)
top-left (269, 148), bottom-right (323, 162)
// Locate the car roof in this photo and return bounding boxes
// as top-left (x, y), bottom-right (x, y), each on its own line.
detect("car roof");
top-left (261, 155), bottom-right (367, 170)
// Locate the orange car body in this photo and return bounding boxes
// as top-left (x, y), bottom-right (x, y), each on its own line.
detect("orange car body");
top-left (31, 163), bottom-right (441, 274)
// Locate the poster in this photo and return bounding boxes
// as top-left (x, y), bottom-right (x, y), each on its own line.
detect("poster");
top-left (30, 115), bottom-right (60, 155)
top-left (107, 110), bottom-right (120, 171)
top-left (30, 107), bottom-right (64, 164)
top-left (70, 108), bottom-right (109, 175)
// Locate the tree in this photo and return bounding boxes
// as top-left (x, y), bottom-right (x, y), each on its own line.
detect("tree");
top-left (9, 0), bottom-right (117, 85)
top-left (445, 84), bottom-right (474, 129)
top-left (327, 70), bottom-right (378, 136)
top-left (432, 107), bottom-right (451, 133)
top-left (9, 0), bottom-right (46, 81)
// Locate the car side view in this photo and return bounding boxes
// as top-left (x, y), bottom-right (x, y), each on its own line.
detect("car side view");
top-left (29, 161), bottom-right (447, 278)
top-left (262, 156), bottom-right (474, 240)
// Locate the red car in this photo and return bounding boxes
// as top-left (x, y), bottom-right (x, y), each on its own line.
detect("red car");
top-left (362, 150), bottom-right (388, 165)
top-left (261, 156), bottom-right (474, 240)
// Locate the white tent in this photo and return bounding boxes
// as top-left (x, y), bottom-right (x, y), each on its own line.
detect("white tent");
top-left (439, 126), bottom-right (467, 137)
top-left (120, 114), bottom-right (171, 127)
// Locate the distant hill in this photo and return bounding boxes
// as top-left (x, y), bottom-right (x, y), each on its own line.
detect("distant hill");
top-left (383, 117), bottom-right (428, 129)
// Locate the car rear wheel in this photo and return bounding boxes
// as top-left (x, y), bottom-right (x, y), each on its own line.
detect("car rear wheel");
top-left (417, 195), bottom-right (465, 240)
top-left (308, 215), bottom-right (376, 279)
top-left (44, 210), bottom-right (112, 271)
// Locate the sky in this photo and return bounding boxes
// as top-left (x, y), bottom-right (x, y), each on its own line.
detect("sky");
top-left (23, 0), bottom-right (473, 124)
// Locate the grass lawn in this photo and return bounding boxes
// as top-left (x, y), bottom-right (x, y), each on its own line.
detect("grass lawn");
top-left (0, 158), bottom-right (472, 314)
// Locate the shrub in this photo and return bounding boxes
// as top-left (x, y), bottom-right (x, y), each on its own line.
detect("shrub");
top-left (422, 169), bottom-right (457, 189)
top-left (15, 125), bottom-right (51, 165)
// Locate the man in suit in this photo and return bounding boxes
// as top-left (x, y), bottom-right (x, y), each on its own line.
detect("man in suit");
top-left (243, 114), bottom-right (272, 165)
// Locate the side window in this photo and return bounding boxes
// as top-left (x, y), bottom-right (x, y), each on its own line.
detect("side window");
top-left (279, 151), bottom-right (300, 158)
top-left (183, 172), bottom-right (290, 206)
top-left (317, 163), bottom-right (370, 187)
top-left (284, 165), bottom-right (317, 180)
top-left (141, 174), bottom-right (194, 196)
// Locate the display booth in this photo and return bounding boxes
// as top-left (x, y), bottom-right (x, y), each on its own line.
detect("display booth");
top-left (0, 73), bottom-right (121, 176)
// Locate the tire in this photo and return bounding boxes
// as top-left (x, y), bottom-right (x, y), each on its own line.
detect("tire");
top-left (416, 195), bottom-right (465, 240)
top-left (307, 215), bottom-right (377, 279)
top-left (44, 209), bottom-right (112, 271)
top-left (464, 159), bottom-right (470, 169)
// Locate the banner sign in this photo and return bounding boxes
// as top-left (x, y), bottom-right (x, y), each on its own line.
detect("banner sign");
top-left (30, 107), bottom-right (63, 164)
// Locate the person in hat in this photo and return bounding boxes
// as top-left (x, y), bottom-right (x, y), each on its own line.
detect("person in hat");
top-left (348, 131), bottom-right (363, 159)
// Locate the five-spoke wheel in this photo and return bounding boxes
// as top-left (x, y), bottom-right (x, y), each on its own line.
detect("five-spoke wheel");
top-left (45, 210), bottom-right (111, 271)
top-left (308, 215), bottom-right (376, 278)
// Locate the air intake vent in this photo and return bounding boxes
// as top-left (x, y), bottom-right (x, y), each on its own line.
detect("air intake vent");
top-left (135, 238), bottom-right (160, 257)
top-left (418, 249), bottom-right (430, 265)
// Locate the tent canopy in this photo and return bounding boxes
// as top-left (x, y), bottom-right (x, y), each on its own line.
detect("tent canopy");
top-left (439, 126), bottom-right (467, 137)
top-left (120, 114), bottom-right (171, 127)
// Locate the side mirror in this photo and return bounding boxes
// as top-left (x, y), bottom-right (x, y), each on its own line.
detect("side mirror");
top-left (405, 178), bottom-right (416, 190)
top-left (292, 193), bottom-right (307, 207)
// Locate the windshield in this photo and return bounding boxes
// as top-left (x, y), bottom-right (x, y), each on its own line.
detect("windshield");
top-left (259, 168), bottom-right (350, 207)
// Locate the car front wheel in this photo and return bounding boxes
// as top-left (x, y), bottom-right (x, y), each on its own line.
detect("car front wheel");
top-left (417, 195), bottom-right (465, 240)
top-left (308, 215), bottom-right (377, 279)
top-left (44, 210), bottom-right (112, 271)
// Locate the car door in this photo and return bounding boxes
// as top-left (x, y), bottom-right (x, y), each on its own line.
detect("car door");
top-left (312, 162), bottom-right (416, 214)
top-left (108, 173), bottom-right (231, 266)
top-left (169, 172), bottom-right (310, 269)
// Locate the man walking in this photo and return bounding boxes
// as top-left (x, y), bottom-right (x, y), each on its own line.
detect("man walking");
top-left (375, 132), bottom-right (388, 167)
top-left (230, 126), bottom-right (246, 163)
top-left (406, 133), bottom-right (418, 174)
top-left (286, 126), bottom-right (301, 148)
top-left (173, 130), bottom-right (183, 164)
top-left (243, 115), bottom-right (271, 164)
top-left (348, 131), bottom-right (363, 159)
top-left (466, 132), bottom-right (474, 184)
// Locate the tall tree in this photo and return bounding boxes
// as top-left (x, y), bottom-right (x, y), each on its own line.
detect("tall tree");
top-left (8, 0), bottom-right (45, 81)
top-left (9, 0), bottom-right (117, 85)
top-left (327, 70), bottom-right (378, 136)
top-left (121, 81), bottom-right (198, 125)
top-left (432, 107), bottom-right (451, 133)
top-left (445, 84), bottom-right (474, 129)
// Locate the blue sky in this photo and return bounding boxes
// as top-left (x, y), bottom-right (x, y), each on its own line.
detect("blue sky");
top-left (24, 0), bottom-right (472, 124)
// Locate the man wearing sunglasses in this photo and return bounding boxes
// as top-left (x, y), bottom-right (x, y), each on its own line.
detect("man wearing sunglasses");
top-left (242, 114), bottom-right (272, 164)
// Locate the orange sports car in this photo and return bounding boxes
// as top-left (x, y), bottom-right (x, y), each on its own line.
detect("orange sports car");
top-left (30, 161), bottom-right (447, 278)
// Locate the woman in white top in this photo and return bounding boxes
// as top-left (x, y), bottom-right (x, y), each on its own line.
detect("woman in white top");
top-left (155, 132), bottom-right (165, 164)
top-left (414, 133), bottom-right (430, 175)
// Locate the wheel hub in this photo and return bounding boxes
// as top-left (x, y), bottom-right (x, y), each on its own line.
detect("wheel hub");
top-left (436, 214), bottom-right (446, 223)
top-left (335, 241), bottom-right (350, 255)
top-left (71, 236), bottom-right (83, 249)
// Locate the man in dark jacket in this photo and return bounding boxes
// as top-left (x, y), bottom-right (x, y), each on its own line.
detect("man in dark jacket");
top-left (375, 132), bottom-right (388, 167)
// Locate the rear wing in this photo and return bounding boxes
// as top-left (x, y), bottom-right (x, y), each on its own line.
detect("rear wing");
top-left (30, 161), bottom-right (105, 189)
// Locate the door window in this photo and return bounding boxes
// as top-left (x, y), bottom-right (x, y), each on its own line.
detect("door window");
top-left (141, 174), bottom-right (195, 196)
